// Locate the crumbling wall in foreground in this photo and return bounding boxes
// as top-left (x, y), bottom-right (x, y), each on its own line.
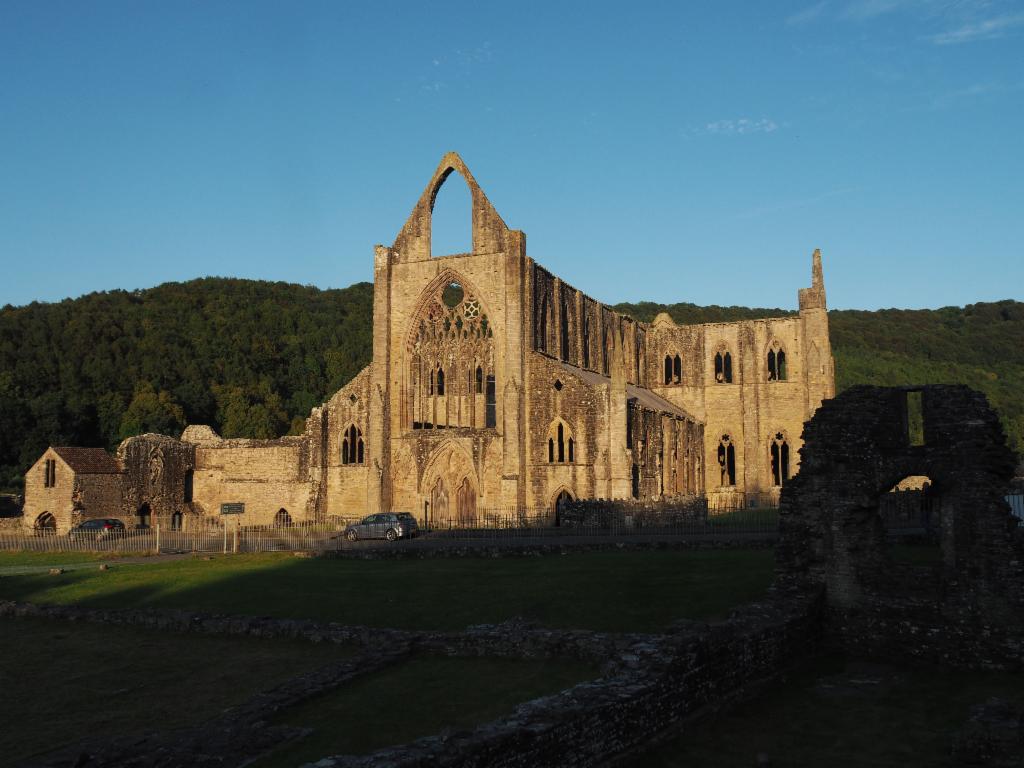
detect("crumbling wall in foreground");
top-left (776, 384), bottom-right (1024, 668)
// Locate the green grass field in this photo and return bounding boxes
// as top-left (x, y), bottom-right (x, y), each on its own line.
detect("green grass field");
top-left (0, 549), bottom-right (774, 632)
top-left (627, 653), bottom-right (1024, 768)
top-left (0, 616), bottom-right (354, 766)
top-left (256, 655), bottom-right (599, 766)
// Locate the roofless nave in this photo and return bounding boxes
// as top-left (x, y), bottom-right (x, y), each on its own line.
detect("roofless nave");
top-left (24, 153), bottom-right (835, 532)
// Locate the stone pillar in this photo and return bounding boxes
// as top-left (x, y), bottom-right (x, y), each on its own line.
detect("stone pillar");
top-left (367, 244), bottom-right (392, 513)
top-left (608, 319), bottom-right (632, 499)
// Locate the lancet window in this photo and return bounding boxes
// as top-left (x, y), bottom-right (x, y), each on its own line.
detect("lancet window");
top-left (341, 424), bottom-right (364, 465)
top-left (718, 434), bottom-right (736, 486)
top-left (547, 419), bottom-right (575, 463)
top-left (714, 346), bottom-right (733, 384)
top-left (770, 431), bottom-right (790, 486)
top-left (767, 340), bottom-right (787, 382)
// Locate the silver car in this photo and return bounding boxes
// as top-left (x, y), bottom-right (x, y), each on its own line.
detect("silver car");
top-left (344, 512), bottom-right (418, 542)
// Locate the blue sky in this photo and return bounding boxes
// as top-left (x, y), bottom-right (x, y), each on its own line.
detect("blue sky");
top-left (1, 0), bottom-right (1021, 311)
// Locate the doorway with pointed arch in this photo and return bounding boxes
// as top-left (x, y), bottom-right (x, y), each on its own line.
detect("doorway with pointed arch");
top-left (552, 488), bottom-right (575, 527)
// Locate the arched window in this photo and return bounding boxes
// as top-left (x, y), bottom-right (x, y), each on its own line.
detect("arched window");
top-left (602, 327), bottom-right (610, 375)
top-left (560, 292), bottom-right (570, 362)
top-left (539, 292), bottom-right (550, 353)
top-left (770, 432), bottom-right (790, 486)
top-left (665, 354), bottom-right (682, 385)
top-left (274, 508), bottom-right (293, 527)
top-left (475, 366), bottom-right (483, 394)
top-left (714, 347), bottom-right (733, 384)
top-left (582, 312), bottom-right (591, 369)
top-left (767, 341), bottom-right (788, 382)
top-left (436, 367), bottom-right (445, 396)
top-left (717, 434), bottom-right (736, 486)
top-left (546, 420), bottom-right (575, 463)
top-left (342, 424), bottom-right (365, 465)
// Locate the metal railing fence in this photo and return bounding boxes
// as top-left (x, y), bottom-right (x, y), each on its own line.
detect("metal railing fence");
top-left (3, 494), bottom-right (1017, 555)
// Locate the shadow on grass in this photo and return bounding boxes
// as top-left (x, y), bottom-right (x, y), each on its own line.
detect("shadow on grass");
top-left (0, 548), bottom-right (775, 633)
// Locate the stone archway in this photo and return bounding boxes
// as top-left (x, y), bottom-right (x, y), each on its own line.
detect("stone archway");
top-left (421, 441), bottom-right (480, 529)
top-left (551, 488), bottom-right (575, 527)
top-left (34, 512), bottom-right (56, 535)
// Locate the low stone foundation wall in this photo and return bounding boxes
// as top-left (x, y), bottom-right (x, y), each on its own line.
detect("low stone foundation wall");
top-left (327, 536), bottom-right (776, 560)
top-left (311, 594), bottom-right (824, 768)
top-left (1, 591), bottom-right (823, 768)
top-left (0, 515), bottom-right (24, 531)
top-left (559, 496), bottom-right (707, 528)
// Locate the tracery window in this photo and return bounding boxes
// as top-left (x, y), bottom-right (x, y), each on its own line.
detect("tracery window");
top-left (664, 354), bottom-right (682, 385)
top-left (409, 277), bottom-right (495, 430)
top-left (767, 340), bottom-right (787, 382)
top-left (547, 419), bottom-right (575, 463)
top-left (717, 434), bottom-right (736, 486)
top-left (714, 346), bottom-right (733, 384)
top-left (342, 424), bottom-right (364, 464)
top-left (770, 431), bottom-right (790, 486)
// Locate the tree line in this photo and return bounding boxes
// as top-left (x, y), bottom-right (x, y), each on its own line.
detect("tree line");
top-left (1, 280), bottom-right (1020, 491)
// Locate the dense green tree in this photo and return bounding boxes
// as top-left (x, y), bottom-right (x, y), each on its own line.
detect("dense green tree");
top-left (118, 383), bottom-right (186, 440)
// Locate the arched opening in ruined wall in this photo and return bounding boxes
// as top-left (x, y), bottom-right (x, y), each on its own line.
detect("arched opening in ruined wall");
top-left (34, 511), bottom-right (56, 535)
top-left (274, 508), bottom-right (293, 528)
top-left (137, 503), bottom-right (151, 528)
top-left (879, 474), bottom-right (942, 568)
top-left (170, 511), bottom-right (183, 531)
top-left (430, 168), bottom-right (472, 257)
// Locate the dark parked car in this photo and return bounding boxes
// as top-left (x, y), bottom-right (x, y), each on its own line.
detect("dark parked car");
top-left (68, 518), bottom-right (125, 539)
top-left (344, 513), bottom-right (418, 542)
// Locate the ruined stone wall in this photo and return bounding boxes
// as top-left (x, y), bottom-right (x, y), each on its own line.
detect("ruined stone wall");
top-left (191, 437), bottom-right (313, 527)
top-left (322, 367), bottom-right (373, 520)
top-left (118, 434), bottom-right (194, 527)
top-left (777, 384), bottom-right (1024, 668)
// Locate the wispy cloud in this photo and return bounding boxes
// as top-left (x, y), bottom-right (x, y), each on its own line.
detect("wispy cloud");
top-left (841, 0), bottom-right (915, 21)
top-left (733, 187), bottom-right (858, 220)
top-left (699, 118), bottom-right (779, 136)
top-left (929, 12), bottom-right (1024, 44)
top-left (786, 1), bottom-right (829, 26)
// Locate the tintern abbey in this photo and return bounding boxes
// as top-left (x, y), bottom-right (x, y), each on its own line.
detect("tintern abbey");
top-left (24, 154), bottom-right (835, 532)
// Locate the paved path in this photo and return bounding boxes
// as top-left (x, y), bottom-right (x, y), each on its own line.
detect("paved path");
top-left (0, 552), bottom-right (196, 576)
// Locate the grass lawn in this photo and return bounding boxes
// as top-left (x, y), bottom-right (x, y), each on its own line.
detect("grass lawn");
top-left (255, 655), bottom-right (599, 766)
top-left (0, 549), bottom-right (773, 632)
top-left (0, 616), bottom-right (353, 766)
top-left (627, 654), bottom-right (1024, 768)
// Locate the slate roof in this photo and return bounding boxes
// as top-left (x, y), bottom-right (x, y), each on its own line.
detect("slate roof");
top-left (52, 447), bottom-right (124, 474)
top-left (557, 361), bottom-right (700, 423)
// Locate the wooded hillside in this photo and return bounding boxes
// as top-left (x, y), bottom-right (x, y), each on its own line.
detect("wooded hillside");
top-left (1, 279), bottom-right (1019, 491)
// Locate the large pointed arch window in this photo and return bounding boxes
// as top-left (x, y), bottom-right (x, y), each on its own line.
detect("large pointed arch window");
top-left (408, 275), bottom-right (495, 430)
top-left (342, 424), bottom-right (364, 465)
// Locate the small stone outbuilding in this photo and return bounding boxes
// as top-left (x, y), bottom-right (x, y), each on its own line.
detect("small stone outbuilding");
top-left (22, 447), bottom-right (125, 534)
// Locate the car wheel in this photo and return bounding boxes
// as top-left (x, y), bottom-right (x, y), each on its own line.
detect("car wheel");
top-left (385, 528), bottom-right (397, 542)
top-left (346, 529), bottom-right (358, 542)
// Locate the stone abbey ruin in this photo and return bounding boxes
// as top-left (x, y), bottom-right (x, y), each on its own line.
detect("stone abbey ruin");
top-left (21, 152), bottom-right (835, 533)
